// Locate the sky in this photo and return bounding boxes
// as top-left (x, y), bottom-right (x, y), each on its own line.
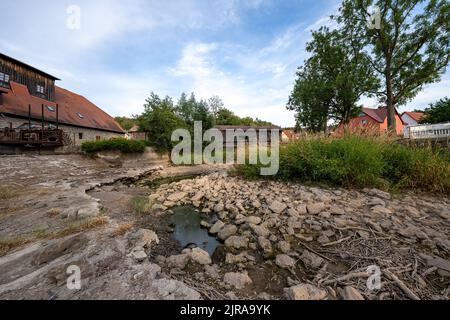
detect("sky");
top-left (1, 0), bottom-right (448, 127)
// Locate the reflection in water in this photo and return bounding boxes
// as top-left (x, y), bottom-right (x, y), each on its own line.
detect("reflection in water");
top-left (171, 206), bottom-right (220, 256)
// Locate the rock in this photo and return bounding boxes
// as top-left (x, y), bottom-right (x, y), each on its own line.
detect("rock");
top-left (191, 192), bottom-right (204, 202)
top-left (249, 224), bottom-right (270, 237)
top-left (214, 203), bottom-right (224, 213)
top-left (129, 247), bottom-right (147, 262)
top-left (218, 224), bottom-right (238, 240)
top-left (284, 284), bottom-right (327, 300)
top-left (300, 250), bottom-right (324, 269)
top-left (296, 205), bottom-right (308, 215)
top-left (200, 220), bottom-right (211, 228)
top-left (371, 205), bottom-right (392, 215)
top-left (209, 220), bottom-right (225, 234)
top-left (275, 254), bottom-right (296, 269)
top-left (307, 203), bottom-right (326, 215)
top-left (225, 236), bottom-right (249, 249)
top-left (368, 188), bottom-right (391, 200)
top-left (224, 272), bottom-right (252, 289)
top-left (258, 236), bottom-right (272, 254)
top-left (277, 241), bottom-right (291, 253)
top-left (167, 192), bottom-right (188, 202)
top-left (204, 264), bottom-right (220, 279)
top-left (287, 208), bottom-right (299, 217)
top-left (131, 229), bottom-right (159, 248)
top-left (151, 279), bottom-right (201, 300)
top-left (188, 247), bottom-right (212, 265)
top-left (252, 200), bottom-right (261, 209)
top-left (225, 253), bottom-right (248, 264)
top-left (166, 254), bottom-right (190, 269)
top-left (77, 205), bottom-right (99, 218)
top-left (317, 235), bottom-right (330, 244)
top-left (246, 216), bottom-right (262, 225)
top-left (33, 233), bottom-right (88, 266)
top-left (269, 200), bottom-right (287, 214)
top-left (341, 286), bottom-right (364, 300)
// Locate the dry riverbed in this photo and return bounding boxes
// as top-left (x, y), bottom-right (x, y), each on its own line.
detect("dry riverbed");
top-left (0, 154), bottom-right (449, 300)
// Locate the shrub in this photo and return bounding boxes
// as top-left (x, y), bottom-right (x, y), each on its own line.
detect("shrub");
top-left (81, 138), bottom-right (146, 154)
top-left (237, 136), bottom-right (450, 193)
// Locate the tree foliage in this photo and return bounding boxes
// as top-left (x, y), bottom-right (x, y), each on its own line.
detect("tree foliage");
top-left (288, 27), bottom-right (379, 132)
top-left (337, 0), bottom-right (450, 131)
top-left (421, 97), bottom-right (450, 124)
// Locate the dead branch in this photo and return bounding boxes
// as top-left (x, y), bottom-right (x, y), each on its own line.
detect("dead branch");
top-left (384, 269), bottom-right (420, 300)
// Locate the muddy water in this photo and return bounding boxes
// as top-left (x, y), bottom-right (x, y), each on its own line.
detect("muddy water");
top-left (170, 206), bottom-right (220, 256)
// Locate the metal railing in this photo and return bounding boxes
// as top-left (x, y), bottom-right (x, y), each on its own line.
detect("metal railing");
top-left (403, 123), bottom-right (450, 140)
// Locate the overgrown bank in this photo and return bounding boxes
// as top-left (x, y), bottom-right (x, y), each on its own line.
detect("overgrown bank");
top-left (237, 136), bottom-right (450, 193)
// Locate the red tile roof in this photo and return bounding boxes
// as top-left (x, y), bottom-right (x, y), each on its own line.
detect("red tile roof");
top-left (0, 82), bottom-right (124, 133)
top-left (362, 107), bottom-right (405, 124)
top-left (402, 111), bottom-right (425, 123)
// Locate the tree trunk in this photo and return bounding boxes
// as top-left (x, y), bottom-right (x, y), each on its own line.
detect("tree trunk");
top-left (385, 61), bottom-right (396, 133)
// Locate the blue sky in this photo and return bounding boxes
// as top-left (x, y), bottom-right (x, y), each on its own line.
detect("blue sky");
top-left (1, 0), bottom-right (449, 127)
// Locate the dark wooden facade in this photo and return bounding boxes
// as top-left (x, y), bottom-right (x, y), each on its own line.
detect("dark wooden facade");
top-left (0, 53), bottom-right (59, 101)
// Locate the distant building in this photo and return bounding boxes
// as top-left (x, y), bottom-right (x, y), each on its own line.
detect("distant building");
top-left (214, 125), bottom-right (281, 147)
top-left (401, 111), bottom-right (425, 126)
top-left (126, 125), bottom-right (150, 141)
top-left (340, 106), bottom-right (405, 135)
top-left (0, 53), bottom-right (124, 150)
top-left (281, 129), bottom-right (296, 143)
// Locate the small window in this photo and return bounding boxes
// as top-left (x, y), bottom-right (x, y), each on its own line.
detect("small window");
top-left (76, 112), bottom-right (85, 119)
top-left (36, 85), bottom-right (45, 94)
top-left (78, 133), bottom-right (83, 140)
top-left (0, 72), bottom-right (10, 82)
top-left (96, 136), bottom-right (101, 141)
top-left (46, 105), bottom-right (55, 112)
top-left (362, 119), bottom-right (368, 125)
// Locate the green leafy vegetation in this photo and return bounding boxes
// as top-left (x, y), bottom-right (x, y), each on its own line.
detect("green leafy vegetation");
top-left (420, 97), bottom-right (450, 124)
top-left (129, 196), bottom-right (153, 215)
top-left (81, 138), bottom-right (146, 154)
top-left (237, 136), bottom-right (450, 193)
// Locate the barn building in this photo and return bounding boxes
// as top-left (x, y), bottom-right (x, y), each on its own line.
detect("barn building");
top-left (0, 53), bottom-right (124, 153)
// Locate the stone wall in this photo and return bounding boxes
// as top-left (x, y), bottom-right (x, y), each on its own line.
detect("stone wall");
top-left (0, 114), bottom-right (124, 146)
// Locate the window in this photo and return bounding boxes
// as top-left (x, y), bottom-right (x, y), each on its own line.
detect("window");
top-left (36, 85), bottom-right (45, 94)
top-left (76, 112), bottom-right (85, 119)
top-left (96, 136), bottom-right (101, 141)
top-left (46, 105), bottom-right (55, 112)
top-left (362, 119), bottom-right (368, 125)
top-left (78, 133), bottom-right (83, 140)
top-left (0, 72), bottom-right (10, 83)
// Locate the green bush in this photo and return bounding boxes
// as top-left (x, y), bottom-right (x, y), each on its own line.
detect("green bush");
top-left (81, 138), bottom-right (146, 154)
top-left (237, 136), bottom-right (450, 193)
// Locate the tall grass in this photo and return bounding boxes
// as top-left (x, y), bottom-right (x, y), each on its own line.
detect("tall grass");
top-left (236, 136), bottom-right (450, 193)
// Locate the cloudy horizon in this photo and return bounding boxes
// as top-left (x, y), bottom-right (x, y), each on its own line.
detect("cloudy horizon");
top-left (1, 0), bottom-right (448, 128)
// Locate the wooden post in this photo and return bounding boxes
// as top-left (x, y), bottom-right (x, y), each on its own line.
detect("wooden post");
top-left (41, 104), bottom-right (44, 130)
top-left (56, 104), bottom-right (59, 129)
top-left (28, 104), bottom-right (31, 129)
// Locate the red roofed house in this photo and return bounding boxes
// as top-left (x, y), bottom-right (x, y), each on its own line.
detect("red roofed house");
top-left (401, 111), bottom-right (425, 126)
top-left (0, 53), bottom-right (124, 150)
top-left (342, 106), bottom-right (405, 136)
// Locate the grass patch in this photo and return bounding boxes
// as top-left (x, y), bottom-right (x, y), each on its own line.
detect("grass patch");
top-left (81, 138), bottom-right (146, 154)
top-left (113, 222), bottom-right (134, 236)
top-left (0, 216), bottom-right (109, 257)
top-left (129, 196), bottom-right (153, 215)
top-left (236, 136), bottom-right (450, 193)
top-left (0, 187), bottom-right (18, 200)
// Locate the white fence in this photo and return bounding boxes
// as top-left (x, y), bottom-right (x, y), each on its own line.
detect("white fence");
top-left (403, 123), bottom-right (450, 140)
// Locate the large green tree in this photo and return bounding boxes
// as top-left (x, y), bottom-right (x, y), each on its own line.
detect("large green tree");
top-left (338, 0), bottom-right (450, 132)
top-left (287, 60), bottom-right (332, 132)
top-left (138, 92), bottom-right (186, 152)
top-left (288, 27), bottom-right (379, 131)
top-left (420, 97), bottom-right (450, 124)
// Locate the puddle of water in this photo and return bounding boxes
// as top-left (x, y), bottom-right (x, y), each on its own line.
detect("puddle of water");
top-left (170, 206), bottom-right (220, 256)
